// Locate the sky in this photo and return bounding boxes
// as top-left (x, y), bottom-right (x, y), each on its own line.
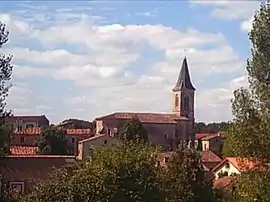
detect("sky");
top-left (0, 0), bottom-right (261, 124)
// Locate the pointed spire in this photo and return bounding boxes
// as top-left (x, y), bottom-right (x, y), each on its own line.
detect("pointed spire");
top-left (173, 57), bottom-right (195, 91)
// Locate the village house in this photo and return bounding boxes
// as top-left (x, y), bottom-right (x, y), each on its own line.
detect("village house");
top-left (95, 57), bottom-right (196, 150)
top-left (211, 157), bottom-right (260, 179)
top-left (11, 128), bottom-right (93, 155)
top-left (0, 155), bottom-right (76, 195)
top-left (77, 134), bottom-right (120, 160)
top-left (6, 115), bottom-right (49, 132)
top-left (195, 133), bottom-right (225, 153)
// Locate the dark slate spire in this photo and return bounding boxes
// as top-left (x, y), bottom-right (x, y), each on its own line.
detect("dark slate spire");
top-left (173, 57), bottom-right (195, 91)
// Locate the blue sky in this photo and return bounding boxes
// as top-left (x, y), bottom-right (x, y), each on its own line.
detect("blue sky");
top-left (0, 0), bottom-right (261, 123)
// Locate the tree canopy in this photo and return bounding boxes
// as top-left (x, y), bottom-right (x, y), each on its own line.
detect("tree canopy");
top-left (119, 116), bottom-right (148, 143)
top-left (58, 119), bottom-right (92, 129)
top-left (162, 142), bottom-right (214, 202)
top-left (36, 126), bottom-right (73, 155)
top-left (0, 22), bottom-right (13, 158)
top-left (21, 142), bottom-right (216, 202)
top-left (229, 1), bottom-right (270, 201)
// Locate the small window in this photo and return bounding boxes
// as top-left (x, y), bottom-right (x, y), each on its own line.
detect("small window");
top-left (17, 126), bottom-right (23, 131)
top-left (103, 140), bottom-right (108, 145)
top-left (71, 137), bottom-right (75, 143)
top-left (164, 157), bottom-right (169, 163)
top-left (157, 161), bottom-right (161, 166)
top-left (26, 124), bottom-right (34, 129)
top-left (20, 136), bottom-right (25, 143)
top-left (225, 162), bottom-right (230, 169)
top-left (164, 133), bottom-right (168, 140)
top-left (204, 144), bottom-right (207, 151)
top-left (9, 181), bottom-right (25, 194)
top-left (107, 129), bottom-right (111, 135)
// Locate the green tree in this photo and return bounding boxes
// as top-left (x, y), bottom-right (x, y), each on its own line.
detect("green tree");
top-left (22, 143), bottom-right (165, 202)
top-left (221, 136), bottom-right (235, 158)
top-left (161, 142), bottom-right (214, 202)
top-left (36, 126), bottom-right (72, 155)
top-left (119, 116), bottom-right (148, 143)
top-left (229, 1), bottom-right (270, 201)
top-left (0, 22), bottom-right (13, 158)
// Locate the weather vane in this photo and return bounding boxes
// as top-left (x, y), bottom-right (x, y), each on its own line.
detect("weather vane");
top-left (184, 48), bottom-right (187, 58)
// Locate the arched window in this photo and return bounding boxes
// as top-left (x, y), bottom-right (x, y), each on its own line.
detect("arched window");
top-left (183, 96), bottom-right (189, 110)
top-left (175, 94), bottom-right (179, 108)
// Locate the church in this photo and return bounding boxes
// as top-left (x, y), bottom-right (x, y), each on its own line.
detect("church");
top-left (95, 57), bottom-right (195, 150)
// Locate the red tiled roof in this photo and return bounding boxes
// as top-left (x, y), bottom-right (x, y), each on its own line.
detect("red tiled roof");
top-left (213, 176), bottom-right (233, 190)
top-left (14, 128), bottom-right (41, 135)
top-left (201, 151), bottom-right (222, 163)
top-left (212, 157), bottom-right (259, 172)
top-left (13, 128), bottom-right (92, 136)
top-left (95, 112), bottom-right (188, 124)
top-left (11, 146), bottom-right (39, 155)
top-left (201, 134), bottom-right (220, 141)
top-left (66, 129), bottom-right (91, 135)
top-left (6, 115), bottom-right (48, 122)
top-left (6, 155), bottom-right (76, 158)
top-left (78, 134), bottom-right (109, 143)
top-left (195, 133), bottom-right (214, 140)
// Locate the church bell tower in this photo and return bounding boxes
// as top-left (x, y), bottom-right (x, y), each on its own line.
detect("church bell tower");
top-left (172, 57), bottom-right (195, 144)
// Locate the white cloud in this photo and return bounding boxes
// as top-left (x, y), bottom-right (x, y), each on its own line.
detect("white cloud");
top-left (1, 4), bottom-right (250, 123)
top-left (190, 0), bottom-right (260, 32)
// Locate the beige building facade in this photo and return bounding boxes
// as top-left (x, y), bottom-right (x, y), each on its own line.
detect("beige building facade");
top-left (77, 134), bottom-right (120, 160)
top-left (95, 57), bottom-right (196, 150)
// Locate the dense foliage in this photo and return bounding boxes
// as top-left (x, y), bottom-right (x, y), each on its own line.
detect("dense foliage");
top-left (0, 22), bottom-right (13, 158)
top-left (119, 116), bottom-right (148, 143)
top-left (161, 142), bottom-right (215, 202)
top-left (195, 122), bottom-right (231, 134)
top-left (229, 1), bottom-right (270, 201)
top-left (58, 119), bottom-right (92, 129)
top-left (36, 126), bottom-right (73, 155)
top-left (21, 142), bottom-right (215, 202)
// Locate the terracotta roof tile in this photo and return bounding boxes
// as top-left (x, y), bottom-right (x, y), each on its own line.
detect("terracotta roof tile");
top-left (13, 128), bottom-right (92, 136)
top-left (6, 155), bottom-right (76, 158)
top-left (95, 112), bottom-right (188, 124)
top-left (213, 176), bottom-right (233, 190)
top-left (200, 151), bottom-right (222, 163)
top-left (10, 146), bottom-right (38, 155)
top-left (78, 134), bottom-right (109, 143)
top-left (195, 133), bottom-right (215, 140)
top-left (212, 157), bottom-right (261, 172)
top-left (201, 134), bottom-right (221, 141)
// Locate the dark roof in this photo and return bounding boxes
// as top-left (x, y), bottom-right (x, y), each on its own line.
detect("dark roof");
top-left (95, 112), bottom-right (189, 123)
top-left (6, 115), bottom-right (49, 123)
top-left (173, 57), bottom-right (195, 91)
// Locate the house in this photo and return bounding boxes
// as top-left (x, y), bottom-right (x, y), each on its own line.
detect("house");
top-left (156, 150), bottom-right (222, 171)
top-left (6, 115), bottom-right (49, 132)
top-left (95, 57), bottom-right (196, 150)
top-left (195, 133), bottom-right (225, 153)
top-left (0, 155), bottom-right (76, 194)
top-left (212, 157), bottom-right (258, 179)
top-left (11, 128), bottom-right (93, 155)
top-left (77, 134), bottom-right (120, 160)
